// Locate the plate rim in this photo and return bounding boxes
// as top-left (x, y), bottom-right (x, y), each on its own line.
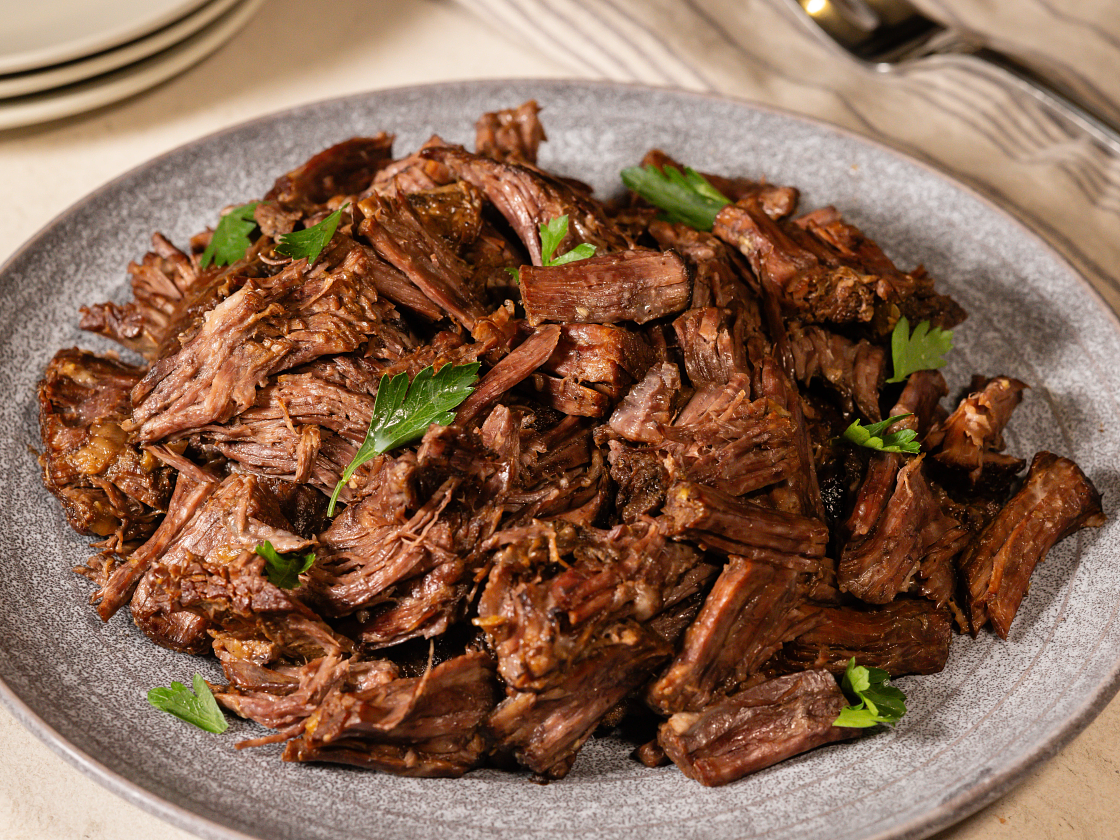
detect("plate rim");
top-left (2, 77), bottom-right (1118, 840)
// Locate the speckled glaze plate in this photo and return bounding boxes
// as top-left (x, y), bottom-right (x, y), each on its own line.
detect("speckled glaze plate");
top-left (1, 80), bottom-right (1118, 840)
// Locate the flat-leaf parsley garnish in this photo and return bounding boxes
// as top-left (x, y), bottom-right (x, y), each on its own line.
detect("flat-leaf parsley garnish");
top-left (276, 203), bottom-right (348, 266)
top-left (841, 413), bottom-right (921, 454)
top-left (255, 540), bottom-right (315, 590)
top-left (506, 214), bottom-right (596, 281)
top-left (887, 316), bottom-right (953, 384)
top-left (619, 164), bottom-right (730, 231)
top-left (327, 362), bottom-right (480, 516)
top-left (200, 201), bottom-right (259, 269)
top-left (148, 674), bottom-right (229, 733)
top-left (833, 658), bottom-right (908, 728)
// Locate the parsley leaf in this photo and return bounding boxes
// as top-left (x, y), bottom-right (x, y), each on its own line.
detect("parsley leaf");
top-left (538, 215), bottom-right (597, 266)
top-left (200, 201), bottom-right (259, 268)
top-left (255, 540), bottom-right (315, 589)
top-left (148, 674), bottom-right (229, 734)
top-left (328, 362), bottom-right (480, 516)
top-left (620, 164), bottom-right (730, 231)
top-left (275, 204), bottom-right (347, 266)
top-left (887, 316), bottom-right (953, 384)
top-left (833, 658), bottom-right (908, 728)
top-left (841, 413), bottom-right (921, 454)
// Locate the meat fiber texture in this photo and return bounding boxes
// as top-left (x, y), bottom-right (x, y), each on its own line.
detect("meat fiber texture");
top-left (36, 101), bottom-right (1104, 787)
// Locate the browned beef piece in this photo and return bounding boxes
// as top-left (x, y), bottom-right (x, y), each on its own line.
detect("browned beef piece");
top-left (475, 100), bottom-right (547, 164)
top-left (607, 441), bottom-right (670, 520)
top-left (540, 324), bottom-right (656, 398)
top-left (788, 323), bottom-right (885, 420)
top-left (776, 600), bottom-right (952, 676)
top-left (38, 349), bottom-right (174, 539)
top-left (422, 146), bottom-right (629, 264)
top-left (961, 451), bottom-right (1104, 637)
top-left (78, 233), bottom-right (257, 361)
top-left (369, 135), bottom-right (457, 195)
top-left (606, 362), bottom-right (681, 444)
top-left (673, 307), bottom-right (751, 388)
top-left (127, 238), bottom-right (410, 443)
top-left (92, 470), bottom-right (218, 622)
top-left (519, 249), bottom-right (690, 327)
top-left (283, 651), bottom-right (497, 777)
top-left (649, 220), bottom-right (760, 310)
top-left (525, 373), bottom-right (613, 417)
top-left (927, 375), bottom-right (1028, 484)
top-left (348, 556), bottom-right (468, 649)
top-left (890, 369), bottom-right (948, 438)
top-left (658, 670), bottom-right (857, 787)
top-left (266, 135), bottom-right (395, 214)
top-left (839, 456), bottom-right (941, 604)
top-left (457, 325), bottom-right (561, 423)
top-left (478, 519), bottom-right (704, 691)
top-left (488, 622), bottom-right (670, 778)
top-left (215, 653), bottom-right (357, 733)
top-left (357, 193), bottom-right (487, 330)
top-left (713, 198), bottom-right (965, 334)
top-left (646, 552), bottom-right (823, 715)
top-left (662, 482), bottom-right (829, 569)
top-left (660, 385), bottom-right (802, 498)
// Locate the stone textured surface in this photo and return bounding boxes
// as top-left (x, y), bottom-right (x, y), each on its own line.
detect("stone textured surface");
top-left (1, 77), bottom-right (1118, 840)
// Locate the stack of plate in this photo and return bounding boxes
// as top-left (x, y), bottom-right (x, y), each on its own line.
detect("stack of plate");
top-left (0, 0), bottom-right (264, 130)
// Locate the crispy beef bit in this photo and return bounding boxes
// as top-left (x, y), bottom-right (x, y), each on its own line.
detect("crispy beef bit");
top-left (607, 362), bottom-right (681, 444)
top-left (839, 456), bottom-right (941, 605)
top-left (283, 651), bottom-right (497, 777)
top-left (662, 482), bottom-right (828, 569)
top-left (127, 238), bottom-right (409, 444)
top-left (927, 375), bottom-right (1029, 485)
top-left (488, 622), bottom-right (670, 778)
top-left (79, 233), bottom-right (243, 361)
top-left (662, 383), bottom-right (801, 498)
top-left (658, 670), bottom-right (857, 787)
top-left (476, 100), bottom-right (547, 165)
top-left (478, 519), bottom-right (704, 691)
top-left (608, 442), bottom-right (670, 521)
top-left (776, 600), bottom-right (952, 677)
top-left (357, 192), bottom-right (487, 330)
top-left (422, 146), bottom-right (629, 264)
top-left (646, 553), bottom-right (821, 715)
top-left (404, 181), bottom-right (485, 253)
top-left (38, 349), bottom-right (174, 540)
top-left (519, 249), bottom-right (690, 327)
top-left (788, 323), bottom-right (885, 421)
top-left (961, 451), bottom-right (1105, 637)
top-left (266, 135), bottom-right (395, 214)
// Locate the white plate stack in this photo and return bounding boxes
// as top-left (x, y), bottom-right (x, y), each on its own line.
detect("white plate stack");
top-left (0, 0), bottom-right (264, 130)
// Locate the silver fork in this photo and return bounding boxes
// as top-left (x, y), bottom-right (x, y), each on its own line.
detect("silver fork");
top-left (781, 0), bottom-right (1120, 153)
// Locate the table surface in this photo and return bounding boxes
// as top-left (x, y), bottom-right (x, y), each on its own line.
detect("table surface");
top-left (1, 1), bottom-right (1118, 838)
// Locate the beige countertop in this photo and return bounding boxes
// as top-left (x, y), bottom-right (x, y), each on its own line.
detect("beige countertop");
top-left (1, 1), bottom-right (1117, 838)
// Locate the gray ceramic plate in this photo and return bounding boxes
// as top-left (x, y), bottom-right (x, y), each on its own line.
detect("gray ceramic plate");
top-left (1, 80), bottom-right (1119, 840)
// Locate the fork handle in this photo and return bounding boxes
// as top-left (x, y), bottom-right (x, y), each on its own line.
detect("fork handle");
top-left (963, 46), bottom-right (1120, 154)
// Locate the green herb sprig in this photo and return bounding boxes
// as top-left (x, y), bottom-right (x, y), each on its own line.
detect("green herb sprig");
top-left (327, 362), bottom-right (480, 516)
top-left (200, 201), bottom-right (259, 269)
top-left (833, 658), bottom-right (908, 728)
top-left (506, 214), bottom-right (596, 281)
top-left (276, 203), bottom-right (347, 266)
top-left (619, 164), bottom-right (730, 231)
top-left (887, 316), bottom-right (953, 384)
top-left (841, 413), bottom-right (921, 454)
top-left (147, 674), bottom-right (229, 734)
top-left (255, 540), bottom-right (315, 590)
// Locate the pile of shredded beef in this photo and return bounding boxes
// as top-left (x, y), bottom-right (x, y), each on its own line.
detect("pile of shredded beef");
top-left (37, 101), bottom-right (1104, 785)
